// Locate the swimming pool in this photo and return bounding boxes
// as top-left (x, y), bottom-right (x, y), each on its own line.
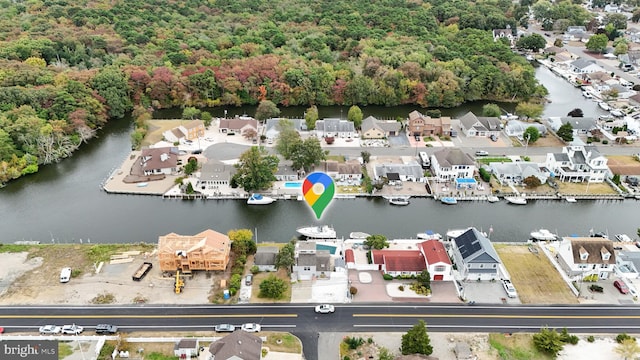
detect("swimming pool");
top-left (284, 181), bottom-right (302, 188)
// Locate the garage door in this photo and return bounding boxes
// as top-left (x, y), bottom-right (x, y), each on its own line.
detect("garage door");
top-left (434, 275), bottom-right (444, 281)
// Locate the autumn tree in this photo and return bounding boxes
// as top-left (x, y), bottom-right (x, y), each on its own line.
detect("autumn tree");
top-left (401, 320), bottom-right (433, 355)
top-left (232, 146), bottom-right (279, 191)
top-left (229, 229), bottom-right (257, 256)
top-left (523, 175), bottom-right (542, 188)
top-left (255, 100), bottom-right (280, 121)
top-left (347, 105), bottom-right (364, 129)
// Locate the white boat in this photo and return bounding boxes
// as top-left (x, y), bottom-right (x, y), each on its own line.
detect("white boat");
top-left (350, 232), bottom-right (370, 239)
top-left (389, 196), bottom-right (410, 206)
top-left (440, 197), bottom-right (457, 205)
top-left (505, 196), bottom-right (527, 205)
top-left (598, 102), bottom-right (611, 111)
top-left (247, 193), bottom-right (276, 205)
top-left (296, 225), bottom-right (337, 239)
top-left (615, 234), bottom-right (632, 242)
top-left (582, 91), bottom-right (593, 99)
top-left (565, 197), bottom-right (577, 203)
top-left (610, 110), bottom-right (624, 118)
top-left (530, 229), bottom-right (557, 241)
top-left (417, 230), bottom-right (443, 240)
top-left (487, 195), bottom-right (500, 203)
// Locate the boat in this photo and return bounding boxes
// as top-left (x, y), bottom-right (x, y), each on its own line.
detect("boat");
top-left (505, 196), bottom-right (527, 205)
top-left (417, 230), bottom-right (443, 240)
top-left (349, 232), bottom-right (370, 239)
top-left (296, 225), bottom-right (337, 239)
top-left (615, 234), bottom-right (632, 242)
top-left (440, 197), bottom-right (457, 205)
top-left (582, 91), bottom-right (593, 99)
top-left (247, 193), bottom-right (276, 205)
top-left (598, 101), bottom-right (611, 111)
top-left (389, 196), bottom-right (410, 206)
top-left (487, 195), bottom-right (500, 203)
top-left (530, 229), bottom-right (557, 241)
top-left (565, 197), bottom-right (577, 203)
top-left (610, 109), bottom-right (624, 118)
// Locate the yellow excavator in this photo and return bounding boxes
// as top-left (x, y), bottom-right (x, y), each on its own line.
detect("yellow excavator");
top-left (174, 269), bottom-right (185, 294)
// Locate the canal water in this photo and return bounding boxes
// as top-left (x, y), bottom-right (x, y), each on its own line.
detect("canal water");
top-left (0, 67), bottom-right (634, 244)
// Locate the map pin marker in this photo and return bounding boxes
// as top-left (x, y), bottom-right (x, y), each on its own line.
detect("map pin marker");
top-left (302, 172), bottom-right (335, 220)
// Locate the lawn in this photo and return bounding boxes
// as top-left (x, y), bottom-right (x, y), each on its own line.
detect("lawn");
top-left (488, 333), bottom-right (554, 360)
top-left (144, 119), bottom-right (183, 146)
top-left (495, 244), bottom-right (578, 304)
top-left (249, 268), bottom-right (292, 303)
top-left (556, 181), bottom-right (617, 195)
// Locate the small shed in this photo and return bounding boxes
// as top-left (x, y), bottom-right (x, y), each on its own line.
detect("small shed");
top-left (174, 339), bottom-right (199, 358)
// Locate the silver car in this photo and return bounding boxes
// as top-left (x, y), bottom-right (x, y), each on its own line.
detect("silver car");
top-left (214, 324), bottom-right (235, 332)
top-left (39, 325), bottom-right (61, 334)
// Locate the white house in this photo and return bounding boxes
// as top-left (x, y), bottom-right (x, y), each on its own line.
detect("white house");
top-left (489, 162), bottom-right (549, 186)
top-left (615, 252), bottom-right (640, 280)
top-left (140, 147), bottom-right (179, 176)
top-left (430, 148), bottom-right (476, 183)
top-left (419, 240), bottom-right (454, 281)
top-left (314, 118), bottom-right (356, 138)
top-left (197, 160), bottom-right (235, 189)
top-left (544, 145), bottom-right (610, 183)
top-left (292, 242), bottom-right (331, 281)
top-left (555, 237), bottom-right (616, 280)
top-left (458, 112), bottom-right (501, 137)
top-left (449, 228), bottom-right (502, 281)
top-left (570, 59), bottom-right (604, 74)
top-left (174, 339), bottom-right (199, 358)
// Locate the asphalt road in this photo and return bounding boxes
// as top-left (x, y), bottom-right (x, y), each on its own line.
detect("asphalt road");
top-left (4, 304), bottom-right (640, 360)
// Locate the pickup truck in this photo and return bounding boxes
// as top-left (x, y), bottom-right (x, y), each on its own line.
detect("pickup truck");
top-left (132, 262), bottom-right (153, 281)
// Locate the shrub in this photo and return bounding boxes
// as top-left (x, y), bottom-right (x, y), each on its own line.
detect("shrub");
top-left (344, 336), bottom-right (364, 350)
top-left (250, 265), bottom-right (260, 274)
top-left (383, 274), bottom-right (393, 280)
top-left (587, 336), bottom-right (595, 343)
top-left (616, 333), bottom-right (635, 343)
top-left (350, 286), bottom-right (358, 296)
top-left (398, 285), bottom-right (405, 291)
top-left (589, 284), bottom-right (603, 293)
top-left (602, 140), bottom-right (609, 144)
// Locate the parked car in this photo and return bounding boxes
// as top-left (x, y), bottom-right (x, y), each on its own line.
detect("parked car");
top-left (240, 323), bottom-right (261, 332)
top-left (314, 304), bottom-right (335, 314)
top-left (245, 274), bottom-right (253, 286)
top-left (414, 135), bottom-right (421, 142)
top-left (39, 325), bottom-right (61, 334)
top-left (61, 324), bottom-right (84, 335)
top-left (475, 150), bottom-right (489, 157)
top-left (59, 267), bottom-right (71, 283)
top-left (501, 279), bottom-right (518, 298)
top-left (214, 324), bottom-right (235, 332)
top-left (95, 324), bottom-right (118, 334)
top-left (614, 280), bottom-right (629, 294)
top-left (626, 176), bottom-right (639, 186)
top-left (489, 134), bottom-right (498, 142)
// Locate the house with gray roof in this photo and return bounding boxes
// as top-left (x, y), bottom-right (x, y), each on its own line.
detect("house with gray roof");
top-left (430, 148), bottom-right (476, 182)
top-left (315, 118), bottom-right (356, 138)
top-left (174, 339), bottom-right (199, 358)
top-left (449, 228), bottom-right (502, 281)
top-left (208, 330), bottom-right (262, 360)
top-left (458, 112), bottom-right (501, 138)
top-left (544, 145), bottom-right (609, 183)
top-left (373, 163), bottom-right (424, 182)
top-left (254, 246), bottom-right (278, 272)
top-left (615, 251), bottom-right (640, 280)
top-left (264, 118), bottom-right (307, 141)
top-left (493, 28), bottom-right (515, 46)
top-left (547, 117), bottom-right (597, 135)
top-left (337, 159), bottom-right (363, 182)
top-left (274, 160), bottom-right (300, 181)
top-left (293, 241), bottom-right (331, 280)
top-left (489, 162), bottom-right (549, 186)
top-left (504, 120), bottom-right (548, 138)
top-left (556, 237), bottom-right (616, 280)
top-left (361, 116), bottom-right (401, 139)
top-left (197, 160), bottom-right (236, 188)
top-left (570, 59), bottom-right (603, 74)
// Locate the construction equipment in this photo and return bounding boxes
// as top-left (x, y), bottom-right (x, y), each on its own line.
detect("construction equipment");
top-left (174, 270), bottom-right (185, 294)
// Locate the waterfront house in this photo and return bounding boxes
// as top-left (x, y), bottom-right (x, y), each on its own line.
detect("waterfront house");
top-left (547, 117), bottom-right (597, 136)
top-left (254, 247), bottom-right (278, 272)
top-left (179, 120), bottom-right (205, 140)
top-left (208, 331), bottom-right (262, 360)
top-left (570, 59), bottom-right (603, 74)
top-left (372, 249), bottom-right (425, 276)
top-left (292, 242), bottom-right (331, 281)
top-left (314, 118), bottom-right (356, 138)
top-left (615, 252), bottom-right (640, 280)
top-left (489, 162), bottom-right (549, 186)
top-left (407, 110), bottom-right (452, 137)
top-left (336, 159), bottom-right (363, 182)
top-left (322, 160), bottom-right (340, 179)
top-left (544, 145), bottom-right (610, 183)
top-left (174, 339), bottom-right (199, 358)
top-left (504, 120), bottom-right (548, 138)
top-left (430, 148), bottom-right (476, 183)
top-left (158, 229), bottom-right (231, 273)
top-left (197, 160), bottom-right (235, 189)
top-left (219, 118), bottom-right (259, 136)
top-left (263, 118), bottom-right (306, 142)
top-left (274, 160), bottom-right (300, 181)
top-left (361, 116), bottom-right (401, 139)
top-left (458, 112), bottom-right (501, 138)
top-left (492, 28), bottom-right (515, 46)
top-left (373, 162), bottom-right (424, 182)
top-left (419, 240), bottom-right (453, 281)
top-left (140, 147), bottom-right (179, 176)
top-left (555, 237), bottom-right (616, 280)
top-left (449, 228), bottom-right (501, 281)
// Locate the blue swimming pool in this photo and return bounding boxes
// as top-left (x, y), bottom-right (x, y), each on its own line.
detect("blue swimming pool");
top-left (284, 181), bottom-right (302, 188)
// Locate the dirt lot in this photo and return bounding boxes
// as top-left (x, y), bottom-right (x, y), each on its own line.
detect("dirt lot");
top-left (495, 244), bottom-right (578, 305)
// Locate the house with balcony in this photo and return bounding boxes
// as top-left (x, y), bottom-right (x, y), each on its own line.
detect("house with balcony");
top-left (158, 229), bottom-right (231, 273)
top-left (430, 148), bottom-right (476, 182)
top-left (544, 145), bottom-right (610, 183)
top-left (407, 110), bottom-right (452, 137)
top-left (314, 118), bottom-right (356, 138)
top-left (140, 147), bottom-right (179, 176)
top-left (458, 112), bottom-right (501, 138)
top-left (449, 228), bottom-right (502, 281)
top-left (489, 162), bottom-right (549, 186)
top-left (555, 237), bottom-right (616, 280)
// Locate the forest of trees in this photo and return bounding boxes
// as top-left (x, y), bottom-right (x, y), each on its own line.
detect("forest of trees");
top-left (0, 0), bottom-right (551, 184)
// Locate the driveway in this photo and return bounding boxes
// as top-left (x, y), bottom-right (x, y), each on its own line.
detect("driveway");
top-left (349, 271), bottom-right (392, 302)
top-left (388, 131), bottom-right (410, 147)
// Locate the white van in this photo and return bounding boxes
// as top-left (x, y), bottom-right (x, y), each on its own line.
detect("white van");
top-left (59, 267), bottom-right (72, 283)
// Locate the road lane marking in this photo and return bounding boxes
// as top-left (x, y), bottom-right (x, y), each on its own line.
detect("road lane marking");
top-left (0, 314), bottom-right (297, 319)
top-left (354, 324), bottom-right (640, 329)
top-left (353, 314), bottom-right (640, 319)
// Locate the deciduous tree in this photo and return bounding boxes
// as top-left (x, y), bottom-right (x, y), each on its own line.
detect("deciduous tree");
top-left (523, 126), bottom-right (541, 143)
top-left (515, 102), bottom-right (544, 119)
top-left (347, 105), bottom-right (363, 129)
top-left (364, 234), bottom-right (389, 250)
top-left (482, 103), bottom-right (502, 117)
top-left (255, 100), bottom-right (280, 121)
top-left (533, 328), bottom-right (565, 357)
top-left (289, 137), bottom-right (327, 172)
top-left (258, 274), bottom-right (287, 299)
top-left (586, 34), bottom-right (609, 53)
top-left (275, 241), bottom-right (296, 274)
top-left (232, 147), bottom-right (279, 191)
top-left (305, 105), bottom-right (319, 130)
top-left (556, 123), bottom-right (574, 142)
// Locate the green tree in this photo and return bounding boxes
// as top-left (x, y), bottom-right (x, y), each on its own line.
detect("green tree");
top-left (258, 274), bottom-right (287, 299)
top-left (228, 229), bottom-right (257, 256)
top-left (183, 158), bottom-right (198, 175)
top-left (361, 151), bottom-right (371, 164)
top-left (523, 126), bottom-right (541, 144)
top-left (289, 137), bottom-right (328, 172)
top-left (232, 147), bottom-right (279, 192)
top-left (614, 42), bottom-right (629, 56)
top-left (347, 105), bottom-right (363, 129)
top-left (255, 100), bottom-right (280, 121)
top-left (401, 320), bottom-right (433, 355)
top-left (90, 67), bottom-right (132, 119)
top-left (275, 119), bottom-right (301, 159)
top-left (533, 328), bottom-right (565, 357)
top-left (516, 34), bottom-right (547, 52)
top-left (586, 34), bottom-right (609, 53)
top-left (364, 234), bottom-right (389, 250)
top-left (615, 338), bottom-right (640, 360)
top-left (556, 122), bottom-right (574, 142)
top-left (201, 111), bottom-right (213, 127)
top-left (275, 241), bottom-right (296, 274)
top-left (182, 107), bottom-right (201, 120)
top-left (606, 13), bottom-right (629, 30)
top-left (515, 102), bottom-right (544, 119)
top-left (305, 105), bottom-right (319, 131)
top-left (416, 269), bottom-right (431, 289)
top-left (482, 103), bottom-right (502, 117)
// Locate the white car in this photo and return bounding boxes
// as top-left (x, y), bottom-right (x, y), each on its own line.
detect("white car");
top-left (475, 150), bottom-right (489, 157)
top-left (314, 304), bottom-right (335, 314)
top-left (501, 279), bottom-right (518, 298)
top-left (39, 325), bottom-right (61, 334)
top-left (240, 323), bottom-right (261, 332)
top-left (61, 324), bottom-right (84, 335)
top-left (214, 324), bottom-right (235, 332)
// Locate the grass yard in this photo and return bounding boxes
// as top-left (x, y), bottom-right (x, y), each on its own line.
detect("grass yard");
top-left (488, 333), bottom-right (554, 360)
top-left (495, 244), bottom-right (578, 304)
top-left (556, 181), bottom-right (617, 195)
top-left (249, 268), bottom-right (292, 303)
top-left (144, 119), bottom-right (183, 146)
